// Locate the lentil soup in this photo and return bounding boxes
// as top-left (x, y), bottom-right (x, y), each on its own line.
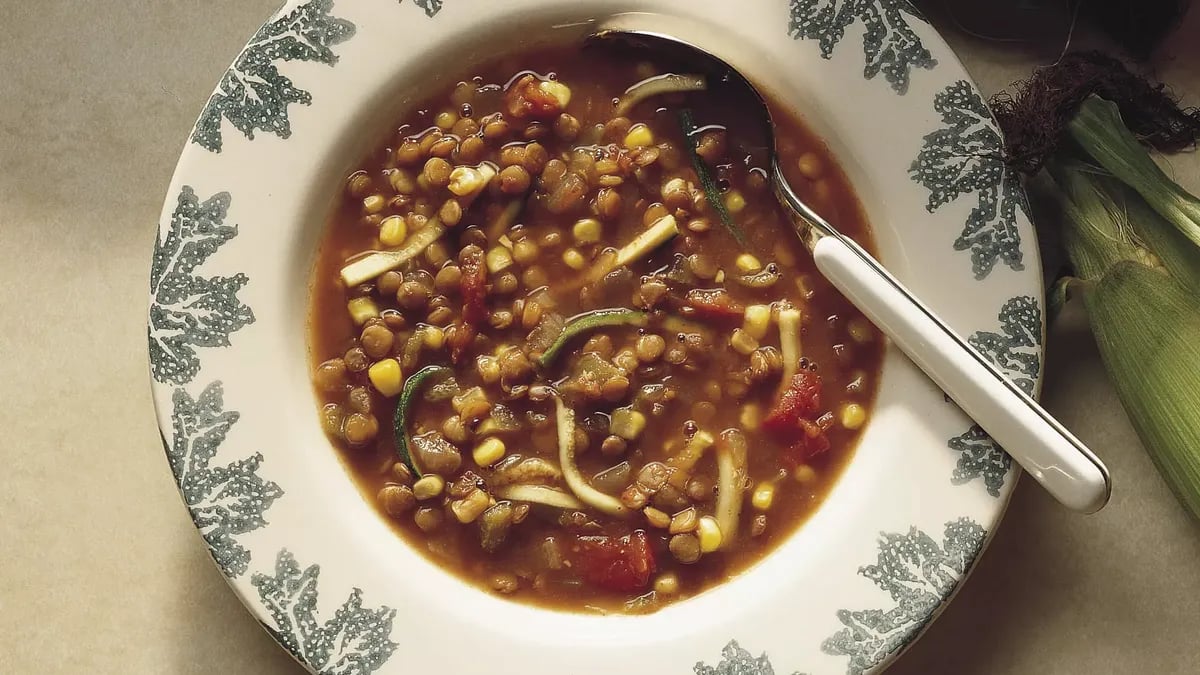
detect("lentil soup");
top-left (308, 43), bottom-right (883, 613)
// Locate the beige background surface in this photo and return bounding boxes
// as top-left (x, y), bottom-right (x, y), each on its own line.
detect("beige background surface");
top-left (2, 1), bottom-right (1199, 673)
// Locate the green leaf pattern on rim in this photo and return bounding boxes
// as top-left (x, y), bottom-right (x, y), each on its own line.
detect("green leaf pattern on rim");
top-left (191, 0), bottom-right (356, 152)
top-left (253, 550), bottom-right (398, 675)
top-left (411, 0), bottom-right (444, 17)
top-left (910, 80), bottom-right (1029, 279)
top-left (787, 0), bottom-right (936, 95)
top-left (695, 641), bottom-right (806, 675)
top-left (149, 186), bottom-right (255, 386)
top-left (164, 381), bottom-right (283, 577)
top-left (948, 295), bottom-right (1042, 496)
top-left (821, 518), bottom-right (987, 674)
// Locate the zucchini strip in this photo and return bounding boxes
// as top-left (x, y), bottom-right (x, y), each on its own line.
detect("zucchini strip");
top-left (678, 108), bottom-right (746, 244)
top-left (778, 307), bottom-right (802, 390)
top-left (714, 429), bottom-right (748, 548)
top-left (392, 364), bottom-right (452, 478)
top-left (614, 214), bottom-right (679, 268)
top-left (555, 395), bottom-right (630, 517)
top-left (493, 484), bottom-right (585, 510)
top-left (536, 308), bottom-right (647, 369)
top-left (614, 73), bottom-right (707, 116)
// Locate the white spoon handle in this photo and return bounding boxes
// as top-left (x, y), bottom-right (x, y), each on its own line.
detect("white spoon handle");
top-left (811, 234), bottom-right (1110, 512)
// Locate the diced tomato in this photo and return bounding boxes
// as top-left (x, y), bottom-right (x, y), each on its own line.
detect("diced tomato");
top-left (781, 418), bottom-right (831, 469)
top-left (684, 288), bottom-right (745, 321)
top-left (503, 74), bottom-right (563, 120)
top-left (763, 371), bottom-right (823, 436)
top-left (459, 246), bottom-right (488, 327)
top-left (572, 530), bottom-right (656, 592)
top-left (447, 321), bottom-right (476, 365)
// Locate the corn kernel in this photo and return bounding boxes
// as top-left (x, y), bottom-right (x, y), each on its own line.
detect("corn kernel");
top-left (624, 123), bottom-right (654, 149)
top-left (412, 475), bottom-right (445, 500)
top-left (739, 403), bottom-right (761, 431)
top-left (751, 481), bottom-right (775, 510)
top-left (473, 437), bottom-right (507, 467)
top-left (714, 269), bottom-right (725, 283)
top-left (735, 253), bottom-right (763, 273)
top-left (653, 573), bottom-right (679, 595)
top-left (794, 464), bottom-right (817, 484)
top-left (696, 515), bottom-right (723, 553)
top-left (572, 218), bottom-right (603, 245)
top-left (435, 110), bottom-right (458, 131)
top-left (730, 328), bottom-right (759, 355)
top-left (610, 408), bottom-right (646, 440)
top-left (476, 355), bottom-right (501, 384)
top-left (723, 190), bottom-right (746, 214)
top-left (362, 194), bottom-right (386, 214)
top-left (448, 166), bottom-right (486, 197)
top-left (537, 80), bottom-right (572, 108)
top-left (562, 248), bottom-right (586, 270)
top-left (379, 216), bottom-right (408, 247)
top-left (421, 326), bottom-right (445, 350)
top-left (367, 358), bottom-right (403, 397)
top-left (347, 297), bottom-right (380, 325)
top-left (485, 246), bottom-right (514, 273)
top-left (840, 402), bottom-right (867, 430)
top-left (744, 304), bottom-right (771, 340)
top-left (847, 317), bottom-right (873, 344)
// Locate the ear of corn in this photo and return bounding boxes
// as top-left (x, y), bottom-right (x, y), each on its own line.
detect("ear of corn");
top-left (1084, 261), bottom-right (1200, 519)
top-left (1049, 99), bottom-right (1200, 519)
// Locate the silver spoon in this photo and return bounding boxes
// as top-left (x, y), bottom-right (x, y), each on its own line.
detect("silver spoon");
top-left (589, 27), bottom-right (1111, 513)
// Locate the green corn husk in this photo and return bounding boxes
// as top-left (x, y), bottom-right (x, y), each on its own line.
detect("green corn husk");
top-left (1085, 261), bottom-right (1200, 518)
top-left (1048, 99), bottom-right (1200, 518)
top-left (1069, 97), bottom-right (1200, 251)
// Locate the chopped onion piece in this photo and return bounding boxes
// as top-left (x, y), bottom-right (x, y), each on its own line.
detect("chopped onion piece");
top-left (489, 456), bottom-right (563, 487)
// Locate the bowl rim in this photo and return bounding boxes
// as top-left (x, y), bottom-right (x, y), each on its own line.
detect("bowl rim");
top-left (147, 1), bottom-right (1042, 673)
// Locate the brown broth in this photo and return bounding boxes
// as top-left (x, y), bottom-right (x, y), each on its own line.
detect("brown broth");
top-left (308, 44), bottom-right (883, 613)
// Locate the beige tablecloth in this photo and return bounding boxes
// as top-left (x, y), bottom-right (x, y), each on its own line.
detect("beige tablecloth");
top-left (2, 2), bottom-right (1198, 672)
